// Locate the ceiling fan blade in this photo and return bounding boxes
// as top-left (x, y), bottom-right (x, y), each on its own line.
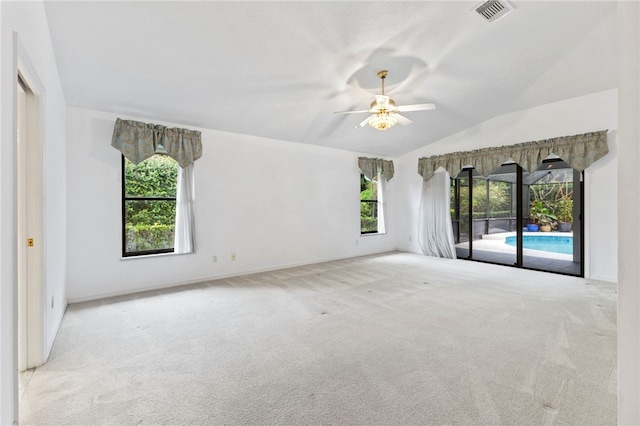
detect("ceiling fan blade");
top-left (397, 103), bottom-right (437, 112)
top-left (394, 113), bottom-right (413, 126)
top-left (375, 95), bottom-right (390, 107)
top-left (334, 109), bottom-right (371, 115)
top-left (356, 115), bottom-right (372, 128)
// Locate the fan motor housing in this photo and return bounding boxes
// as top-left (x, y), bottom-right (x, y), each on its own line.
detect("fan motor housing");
top-left (371, 99), bottom-right (396, 111)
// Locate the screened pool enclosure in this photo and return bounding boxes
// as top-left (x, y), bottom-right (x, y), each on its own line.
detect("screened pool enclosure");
top-left (450, 159), bottom-right (582, 276)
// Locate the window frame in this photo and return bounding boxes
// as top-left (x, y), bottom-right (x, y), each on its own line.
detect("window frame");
top-left (360, 173), bottom-right (382, 235)
top-left (121, 155), bottom-right (177, 257)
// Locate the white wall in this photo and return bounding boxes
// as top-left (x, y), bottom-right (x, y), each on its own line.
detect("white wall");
top-left (0, 18), bottom-right (17, 426)
top-left (617, 1), bottom-right (640, 423)
top-left (66, 107), bottom-right (396, 302)
top-left (392, 89), bottom-right (618, 282)
top-left (0, 1), bottom-right (68, 424)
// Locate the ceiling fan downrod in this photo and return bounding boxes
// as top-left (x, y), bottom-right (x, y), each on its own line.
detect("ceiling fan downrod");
top-left (377, 70), bottom-right (388, 95)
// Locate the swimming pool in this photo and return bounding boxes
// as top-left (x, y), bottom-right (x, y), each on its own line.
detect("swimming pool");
top-left (504, 235), bottom-right (573, 255)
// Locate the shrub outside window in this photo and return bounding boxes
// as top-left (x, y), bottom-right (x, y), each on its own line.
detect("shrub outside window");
top-left (360, 174), bottom-right (380, 234)
top-left (122, 155), bottom-right (178, 256)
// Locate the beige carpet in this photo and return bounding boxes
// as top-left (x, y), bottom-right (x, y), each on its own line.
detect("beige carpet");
top-left (20, 252), bottom-right (616, 425)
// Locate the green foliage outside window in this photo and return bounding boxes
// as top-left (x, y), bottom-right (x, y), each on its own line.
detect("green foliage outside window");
top-left (555, 195), bottom-right (573, 223)
top-left (530, 179), bottom-right (573, 222)
top-left (124, 155), bottom-right (178, 254)
top-left (454, 178), bottom-right (515, 233)
top-left (465, 179), bottom-right (513, 218)
top-left (453, 168), bottom-right (574, 232)
top-left (360, 175), bottom-right (379, 233)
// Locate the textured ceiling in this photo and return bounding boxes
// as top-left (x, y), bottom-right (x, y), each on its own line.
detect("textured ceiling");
top-left (43, 1), bottom-right (617, 157)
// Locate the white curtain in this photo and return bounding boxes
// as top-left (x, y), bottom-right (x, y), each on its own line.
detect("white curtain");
top-left (174, 164), bottom-right (195, 254)
top-left (376, 173), bottom-right (386, 234)
top-left (418, 170), bottom-right (457, 259)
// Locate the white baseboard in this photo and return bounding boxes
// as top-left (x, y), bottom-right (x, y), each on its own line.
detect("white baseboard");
top-left (43, 300), bottom-right (68, 364)
top-left (586, 275), bottom-right (617, 284)
top-left (67, 249), bottom-right (399, 304)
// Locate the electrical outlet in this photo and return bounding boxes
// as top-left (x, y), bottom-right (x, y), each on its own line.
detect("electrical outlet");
top-left (409, 236), bottom-right (412, 242)
top-left (356, 239), bottom-right (359, 245)
top-left (212, 255), bottom-right (217, 263)
top-left (231, 253), bottom-right (237, 261)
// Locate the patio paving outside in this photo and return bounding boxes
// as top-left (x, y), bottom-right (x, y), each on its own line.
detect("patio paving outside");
top-left (455, 231), bottom-right (581, 276)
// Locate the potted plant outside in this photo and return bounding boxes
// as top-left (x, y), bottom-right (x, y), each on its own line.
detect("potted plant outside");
top-left (528, 199), bottom-right (544, 232)
top-left (556, 196), bottom-right (573, 232)
top-left (538, 212), bottom-right (557, 232)
top-left (529, 199), bottom-right (557, 232)
top-left (526, 223), bottom-right (539, 232)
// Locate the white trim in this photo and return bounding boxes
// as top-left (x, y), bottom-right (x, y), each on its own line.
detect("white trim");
top-left (120, 251), bottom-right (194, 261)
top-left (16, 70), bottom-right (27, 373)
top-left (44, 301), bottom-right (67, 362)
top-left (587, 275), bottom-right (616, 285)
top-left (68, 250), bottom-right (397, 304)
top-left (16, 43), bottom-right (45, 370)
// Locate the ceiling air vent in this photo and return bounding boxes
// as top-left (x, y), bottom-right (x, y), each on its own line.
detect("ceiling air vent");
top-left (474, 0), bottom-right (514, 23)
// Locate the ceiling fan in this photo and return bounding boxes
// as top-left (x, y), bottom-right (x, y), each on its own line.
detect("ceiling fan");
top-left (334, 70), bottom-right (436, 131)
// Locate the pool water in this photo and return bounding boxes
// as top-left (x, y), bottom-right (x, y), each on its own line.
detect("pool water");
top-left (505, 235), bottom-right (573, 255)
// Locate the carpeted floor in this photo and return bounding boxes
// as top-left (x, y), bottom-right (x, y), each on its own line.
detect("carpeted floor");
top-left (20, 252), bottom-right (617, 425)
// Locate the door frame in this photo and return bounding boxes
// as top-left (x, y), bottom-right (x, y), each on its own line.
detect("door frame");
top-left (16, 50), bottom-right (45, 371)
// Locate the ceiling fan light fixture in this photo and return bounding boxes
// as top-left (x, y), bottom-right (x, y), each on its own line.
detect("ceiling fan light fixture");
top-left (334, 69), bottom-right (436, 130)
top-left (369, 113), bottom-right (397, 131)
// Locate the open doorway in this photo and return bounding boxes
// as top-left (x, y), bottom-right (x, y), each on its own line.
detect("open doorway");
top-left (16, 71), bottom-right (44, 374)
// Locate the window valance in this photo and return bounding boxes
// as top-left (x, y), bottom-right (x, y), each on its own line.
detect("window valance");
top-left (111, 118), bottom-right (203, 168)
top-left (358, 157), bottom-right (394, 181)
top-left (417, 130), bottom-right (608, 181)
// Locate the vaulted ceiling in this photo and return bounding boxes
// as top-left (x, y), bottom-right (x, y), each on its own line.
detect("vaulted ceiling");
top-left (43, 1), bottom-right (617, 157)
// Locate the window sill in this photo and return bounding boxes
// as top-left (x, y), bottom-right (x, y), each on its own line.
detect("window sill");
top-left (120, 251), bottom-right (194, 261)
top-left (360, 232), bottom-right (387, 236)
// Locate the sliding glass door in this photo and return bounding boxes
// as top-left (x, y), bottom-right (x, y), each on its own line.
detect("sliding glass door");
top-left (451, 159), bottom-right (583, 277)
top-left (472, 164), bottom-right (518, 266)
top-left (451, 173), bottom-right (470, 258)
top-left (522, 160), bottom-right (582, 275)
